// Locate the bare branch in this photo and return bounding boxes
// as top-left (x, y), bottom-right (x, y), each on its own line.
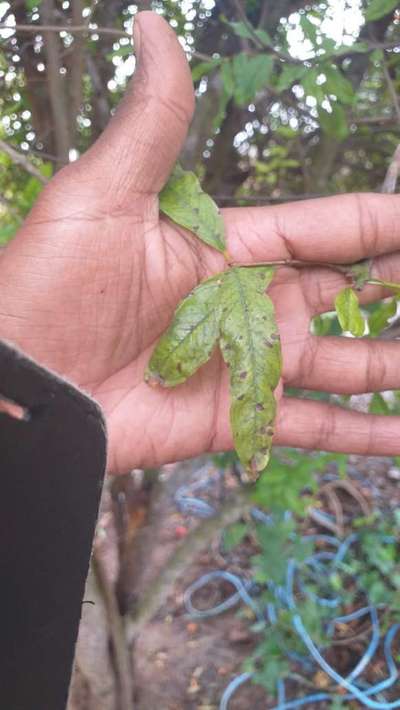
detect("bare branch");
top-left (70, 0), bottom-right (85, 143)
top-left (92, 551), bottom-right (134, 710)
top-left (0, 22), bottom-right (131, 38)
top-left (382, 143), bottom-right (400, 194)
top-left (40, 0), bottom-right (71, 164)
top-left (0, 138), bottom-right (49, 184)
top-left (382, 58), bottom-right (400, 125)
top-left (127, 490), bottom-right (251, 641)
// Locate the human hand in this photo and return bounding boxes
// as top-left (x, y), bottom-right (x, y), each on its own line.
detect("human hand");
top-left (1, 11), bottom-right (400, 473)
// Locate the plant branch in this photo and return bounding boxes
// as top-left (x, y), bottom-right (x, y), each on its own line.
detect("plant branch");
top-left (127, 490), bottom-right (251, 641)
top-left (92, 550), bottom-right (134, 710)
top-left (382, 143), bottom-right (400, 193)
top-left (382, 58), bottom-right (400, 125)
top-left (70, 0), bottom-right (85, 143)
top-left (0, 138), bottom-right (49, 184)
top-left (0, 22), bottom-right (131, 38)
top-left (40, 0), bottom-right (71, 164)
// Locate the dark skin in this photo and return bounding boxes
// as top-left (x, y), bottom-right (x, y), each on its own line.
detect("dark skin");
top-left (1, 12), bottom-right (400, 474)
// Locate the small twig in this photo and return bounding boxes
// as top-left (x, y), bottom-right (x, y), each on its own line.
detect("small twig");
top-left (232, 0), bottom-right (265, 50)
top-left (127, 490), bottom-right (251, 641)
top-left (0, 22), bottom-right (131, 38)
top-left (92, 550), bottom-right (134, 710)
top-left (230, 258), bottom-right (351, 275)
top-left (0, 138), bottom-right (49, 184)
top-left (0, 195), bottom-right (22, 222)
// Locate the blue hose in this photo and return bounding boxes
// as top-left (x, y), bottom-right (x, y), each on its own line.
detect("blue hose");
top-left (174, 467), bottom-right (400, 709)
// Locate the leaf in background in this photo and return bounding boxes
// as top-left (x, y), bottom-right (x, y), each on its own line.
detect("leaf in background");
top-left (223, 522), bottom-right (247, 551)
top-left (251, 450), bottom-right (319, 514)
top-left (191, 58), bottom-right (222, 82)
top-left (213, 60), bottom-right (234, 130)
top-left (218, 266), bottom-right (281, 480)
top-left (26, 0), bottom-right (42, 9)
top-left (232, 54), bottom-right (274, 106)
top-left (323, 66), bottom-right (355, 104)
top-left (300, 14), bottom-right (319, 43)
top-left (368, 298), bottom-right (397, 336)
top-left (369, 393), bottom-right (390, 415)
top-left (0, 223), bottom-right (19, 245)
top-left (145, 275), bottom-right (223, 386)
top-left (302, 68), bottom-right (326, 104)
top-left (159, 165), bottom-right (226, 253)
top-left (226, 20), bottom-right (272, 46)
top-left (275, 64), bottom-right (307, 92)
top-left (335, 287), bottom-right (365, 336)
top-left (365, 0), bottom-right (398, 22)
top-left (318, 104), bottom-right (349, 140)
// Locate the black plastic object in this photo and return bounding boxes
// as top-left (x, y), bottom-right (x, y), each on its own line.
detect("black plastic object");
top-left (0, 341), bottom-right (107, 710)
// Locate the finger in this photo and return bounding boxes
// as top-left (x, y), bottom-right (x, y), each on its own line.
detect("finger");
top-left (224, 193), bottom-right (400, 265)
top-left (81, 12), bottom-right (194, 201)
top-left (275, 397), bottom-right (400, 456)
top-left (289, 336), bottom-right (400, 394)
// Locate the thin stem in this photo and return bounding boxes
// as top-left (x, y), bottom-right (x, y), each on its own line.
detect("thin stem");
top-left (0, 138), bottom-right (49, 184)
top-left (230, 259), bottom-right (350, 274)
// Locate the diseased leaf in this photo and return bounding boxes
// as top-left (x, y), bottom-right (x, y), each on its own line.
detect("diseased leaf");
top-left (335, 287), bottom-right (365, 336)
top-left (365, 0), bottom-right (398, 22)
top-left (145, 274), bottom-right (223, 386)
top-left (232, 54), bottom-right (274, 106)
top-left (218, 266), bottom-right (281, 481)
top-left (159, 165), bottom-right (226, 254)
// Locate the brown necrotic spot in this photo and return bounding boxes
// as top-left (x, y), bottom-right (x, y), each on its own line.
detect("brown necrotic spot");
top-left (239, 371), bottom-right (247, 380)
top-left (256, 403), bottom-right (264, 411)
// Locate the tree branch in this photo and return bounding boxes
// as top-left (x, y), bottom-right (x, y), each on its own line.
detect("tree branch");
top-left (40, 0), bottom-right (71, 164)
top-left (382, 57), bottom-right (400, 125)
top-left (0, 22), bottom-right (131, 38)
top-left (69, 0), bottom-right (85, 144)
top-left (0, 138), bottom-right (49, 184)
top-left (92, 551), bottom-right (134, 710)
top-left (127, 490), bottom-right (251, 641)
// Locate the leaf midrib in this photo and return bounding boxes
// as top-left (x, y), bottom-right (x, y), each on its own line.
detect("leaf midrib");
top-left (230, 268), bottom-right (260, 459)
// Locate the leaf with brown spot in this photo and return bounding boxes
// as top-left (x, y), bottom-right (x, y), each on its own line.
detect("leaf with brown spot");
top-left (159, 164), bottom-right (226, 254)
top-left (145, 274), bottom-right (223, 387)
top-left (218, 266), bottom-right (281, 481)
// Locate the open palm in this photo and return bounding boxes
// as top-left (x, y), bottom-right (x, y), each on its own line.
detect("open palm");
top-left (2, 12), bottom-right (400, 473)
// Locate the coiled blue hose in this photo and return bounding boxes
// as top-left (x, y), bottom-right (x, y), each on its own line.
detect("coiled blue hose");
top-left (175, 468), bottom-right (400, 709)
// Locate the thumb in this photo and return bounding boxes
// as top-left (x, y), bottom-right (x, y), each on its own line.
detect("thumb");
top-left (82, 12), bottom-right (195, 201)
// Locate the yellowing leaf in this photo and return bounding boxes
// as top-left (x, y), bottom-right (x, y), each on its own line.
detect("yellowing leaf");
top-left (335, 287), bottom-right (365, 336)
top-left (145, 275), bottom-right (223, 386)
top-left (159, 165), bottom-right (226, 253)
top-left (218, 267), bottom-right (281, 480)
